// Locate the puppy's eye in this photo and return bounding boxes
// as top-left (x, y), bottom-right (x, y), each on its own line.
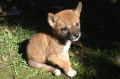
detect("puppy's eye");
top-left (60, 27), bottom-right (68, 33)
top-left (76, 23), bottom-right (79, 27)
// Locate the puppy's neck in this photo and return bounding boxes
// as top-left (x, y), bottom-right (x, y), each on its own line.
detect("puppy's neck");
top-left (54, 34), bottom-right (69, 45)
top-left (50, 30), bottom-right (70, 45)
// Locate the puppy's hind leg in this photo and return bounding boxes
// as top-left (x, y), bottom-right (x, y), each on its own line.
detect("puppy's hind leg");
top-left (48, 54), bottom-right (77, 77)
top-left (28, 59), bottom-right (61, 76)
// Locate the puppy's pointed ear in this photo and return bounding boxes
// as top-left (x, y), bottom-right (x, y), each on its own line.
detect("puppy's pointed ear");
top-left (74, 2), bottom-right (82, 17)
top-left (48, 13), bottom-right (59, 28)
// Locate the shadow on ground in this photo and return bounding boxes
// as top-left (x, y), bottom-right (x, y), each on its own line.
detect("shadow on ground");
top-left (76, 48), bottom-right (120, 79)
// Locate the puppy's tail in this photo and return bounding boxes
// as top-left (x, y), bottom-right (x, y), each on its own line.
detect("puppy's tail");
top-left (28, 59), bottom-right (61, 76)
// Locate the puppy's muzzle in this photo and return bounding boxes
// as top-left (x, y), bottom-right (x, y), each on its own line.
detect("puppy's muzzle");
top-left (68, 32), bottom-right (81, 41)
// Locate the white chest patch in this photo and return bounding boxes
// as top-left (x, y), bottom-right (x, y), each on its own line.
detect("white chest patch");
top-left (63, 40), bottom-right (71, 53)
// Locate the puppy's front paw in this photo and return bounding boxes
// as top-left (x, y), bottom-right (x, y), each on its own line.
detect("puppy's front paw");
top-left (66, 69), bottom-right (77, 77)
top-left (54, 69), bottom-right (61, 76)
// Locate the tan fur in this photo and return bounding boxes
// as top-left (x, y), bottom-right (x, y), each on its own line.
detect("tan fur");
top-left (27, 2), bottom-right (82, 77)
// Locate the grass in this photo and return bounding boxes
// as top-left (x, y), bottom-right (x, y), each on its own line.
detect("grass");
top-left (0, 18), bottom-right (120, 79)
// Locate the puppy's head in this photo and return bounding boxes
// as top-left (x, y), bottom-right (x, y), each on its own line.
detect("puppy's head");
top-left (48, 2), bottom-right (82, 41)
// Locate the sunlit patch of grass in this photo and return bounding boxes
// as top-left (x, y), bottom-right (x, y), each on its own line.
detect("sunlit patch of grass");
top-left (0, 24), bottom-right (37, 79)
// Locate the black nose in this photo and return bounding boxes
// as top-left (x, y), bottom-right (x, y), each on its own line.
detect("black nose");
top-left (73, 33), bottom-right (79, 38)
